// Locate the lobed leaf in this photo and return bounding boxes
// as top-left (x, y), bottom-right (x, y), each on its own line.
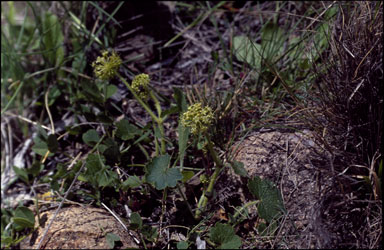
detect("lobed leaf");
top-left (230, 161), bottom-right (247, 177)
top-left (129, 212), bottom-right (142, 230)
top-left (146, 154), bottom-right (182, 190)
top-left (122, 176), bottom-right (142, 191)
top-left (115, 119), bottom-right (142, 140)
top-left (106, 233), bottom-right (120, 249)
top-left (247, 176), bottom-right (285, 222)
top-left (209, 222), bottom-right (242, 249)
top-left (82, 129), bottom-right (100, 146)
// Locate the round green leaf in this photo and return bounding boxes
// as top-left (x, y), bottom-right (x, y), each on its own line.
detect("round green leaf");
top-left (209, 222), bottom-right (242, 249)
top-left (177, 241), bottom-right (189, 249)
top-left (106, 233), bottom-right (120, 249)
top-left (12, 166), bottom-right (29, 184)
top-left (146, 154), bottom-right (182, 190)
top-left (130, 212), bottom-right (142, 230)
top-left (230, 161), bottom-right (247, 177)
top-left (82, 129), bottom-right (100, 146)
top-left (115, 119), bottom-right (142, 140)
top-left (181, 171), bottom-right (194, 183)
top-left (247, 176), bottom-right (285, 222)
top-left (32, 136), bottom-right (52, 156)
top-left (122, 176), bottom-right (142, 191)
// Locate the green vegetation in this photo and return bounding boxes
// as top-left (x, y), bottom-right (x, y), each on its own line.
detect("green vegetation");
top-left (1, 1), bottom-right (382, 249)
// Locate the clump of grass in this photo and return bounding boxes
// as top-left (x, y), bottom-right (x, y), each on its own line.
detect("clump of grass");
top-left (313, 2), bottom-right (382, 162)
top-left (306, 1), bottom-right (382, 248)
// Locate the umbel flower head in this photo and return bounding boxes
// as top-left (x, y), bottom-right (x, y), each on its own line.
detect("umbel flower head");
top-left (181, 103), bottom-right (214, 135)
top-left (131, 73), bottom-right (150, 100)
top-left (92, 50), bottom-right (122, 80)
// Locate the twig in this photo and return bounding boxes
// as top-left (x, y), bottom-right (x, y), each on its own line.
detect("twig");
top-left (101, 202), bottom-right (140, 245)
top-left (44, 87), bottom-right (55, 135)
top-left (41, 90), bottom-right (55, 164)
top-left (347, 79), bottom-right (364, 109)
top-left (3, 111), bottom-right (52, 132)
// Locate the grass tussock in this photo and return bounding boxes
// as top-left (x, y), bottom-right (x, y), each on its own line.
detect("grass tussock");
top-left (306, 1), bottom-right (382, 248)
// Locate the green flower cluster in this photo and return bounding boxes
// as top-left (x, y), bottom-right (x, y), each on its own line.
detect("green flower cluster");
top-left (181, 103), bottom-right (214, 135)
top-left (131, 73), bottom-right (150, 100)
top-left (92, 50), bottom-right (122, 80)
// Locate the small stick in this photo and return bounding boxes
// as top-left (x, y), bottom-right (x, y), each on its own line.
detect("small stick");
top-left (101, 202), bottom-right (140, 245)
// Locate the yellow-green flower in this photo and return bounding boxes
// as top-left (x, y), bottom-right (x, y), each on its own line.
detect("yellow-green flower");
top-left (181, 103), bottom-right (214, 135)
top-left (92, 50), bottom-right (122, 80)
top-left (200, 174), bottom-right (209, 184)
top-left (131, 73), bottom-right (150, 100)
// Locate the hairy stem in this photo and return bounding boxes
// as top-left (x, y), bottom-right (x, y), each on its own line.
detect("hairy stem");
top-left (117, 73), bottom-right (160, 124)
top-left (194, 134), bottom-right (224, 220)
top-left (119, 73), bottom-right (166, 154)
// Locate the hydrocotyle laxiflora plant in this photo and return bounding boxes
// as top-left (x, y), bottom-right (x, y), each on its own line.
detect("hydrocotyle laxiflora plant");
top-left (180, 102), bottom-right (224, 220)
top-left (92, 50), bottom-right (166, 155)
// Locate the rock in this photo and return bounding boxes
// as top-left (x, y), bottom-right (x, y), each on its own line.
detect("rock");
top-left (20, 205), bottom-right (139, 249)
top-left (229, 130), bottom-right (335, 248)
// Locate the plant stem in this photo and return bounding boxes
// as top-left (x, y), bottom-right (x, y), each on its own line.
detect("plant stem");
top-left (205, 133), bottom-right (222, 168)
top-left (158, 122), bottom-right (166, 155)
top-left (117, 73), bottom-right (160, 124)
top-left (153, 122), bottom-right (160, 156)
top-left (118, 73), bottom-right (167, 154)
top-left (150, 90), bottom-right (162, 118)
top-left (150, 91), bottom-right (166, 154)
top-left (139, 232), bottom-right (148, 250)
top-left (194, 134), bottom-right (224, 220)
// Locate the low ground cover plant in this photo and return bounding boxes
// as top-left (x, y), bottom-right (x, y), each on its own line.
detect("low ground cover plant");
top-left (1, 1), bottom-right (382, 249)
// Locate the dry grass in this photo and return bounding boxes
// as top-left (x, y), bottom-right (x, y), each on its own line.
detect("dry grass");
top-left (301, 1), bottom-right (383, 248)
